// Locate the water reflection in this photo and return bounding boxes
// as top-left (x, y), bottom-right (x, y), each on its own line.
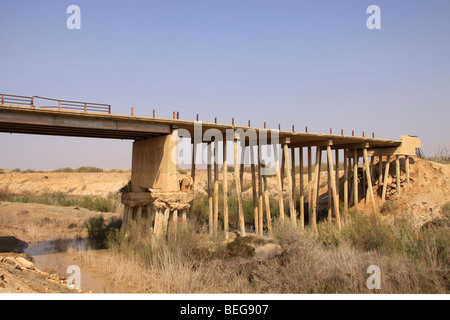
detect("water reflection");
top-left (24, 238), bottom-right (89, 256)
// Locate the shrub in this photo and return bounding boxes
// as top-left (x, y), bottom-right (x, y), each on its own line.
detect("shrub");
top-left (85, 215), bottom-right (122, 249)
top-left (442, 202), bottom-right (450, 218)
top-left (342, 212), bottom-right (396, 254)
top-left (271, 218), bottom-right (303, 248)
top-left (380, 200), bottom-right (400, 215)
top-left (75, 167), bottom-right (104, 173)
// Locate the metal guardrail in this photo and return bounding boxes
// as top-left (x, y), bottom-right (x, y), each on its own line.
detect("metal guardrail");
top-left (0, 94), bottom-right (33, 107)
top-left (1, 93), bottom-right (111, 114)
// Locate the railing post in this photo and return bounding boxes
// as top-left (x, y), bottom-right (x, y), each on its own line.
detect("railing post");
top-left (58, 101), bottom-right (61, 111)
top-left (1, 94), bottom-right (4, 105)
top-left (31, 97), bottom-right (34, 107)
top-left (84, 103), bottom-right (87, 112)
top-left (109, 105), bottom-right (111, 114)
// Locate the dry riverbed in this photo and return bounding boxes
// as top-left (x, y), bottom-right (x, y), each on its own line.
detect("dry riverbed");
top-left (0, 201), bottom-right (122, 293)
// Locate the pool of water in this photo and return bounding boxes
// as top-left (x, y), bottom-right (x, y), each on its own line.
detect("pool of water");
top-left (24, 238), bottom-right (122, 293)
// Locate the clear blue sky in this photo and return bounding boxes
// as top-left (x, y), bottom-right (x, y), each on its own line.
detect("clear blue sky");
top-left (0, 0), bottom-right (449, 170)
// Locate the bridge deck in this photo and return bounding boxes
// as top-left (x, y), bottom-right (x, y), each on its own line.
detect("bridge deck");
top-left (0, 104), bottom-right (401, 149)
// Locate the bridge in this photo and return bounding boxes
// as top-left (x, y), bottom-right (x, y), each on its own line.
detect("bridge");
top-left (0, 93), bottom-right (421, 237)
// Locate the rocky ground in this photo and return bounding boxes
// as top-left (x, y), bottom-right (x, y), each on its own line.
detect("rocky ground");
top-left (0, 254), bottom-right (78, 293)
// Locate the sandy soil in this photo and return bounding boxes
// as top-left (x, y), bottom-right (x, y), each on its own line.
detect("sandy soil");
top-left (0, 171), bottom-right (130, 197)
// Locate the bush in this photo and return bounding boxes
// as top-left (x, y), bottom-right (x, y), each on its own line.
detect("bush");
top-left (75, 167), bottom-right (104, 173)
top-left (0, 189), bottom-right (120, 213)
top-left (342, 212), bottom-right (397, 254)
top-left (85, 215), bottom-right (122, 249)
top-left (272, 218), bottom-right (303, 248)
top-left (442, 202), bottom-right (450, 218)
top-left (380, 200), bottom-right (400, 215)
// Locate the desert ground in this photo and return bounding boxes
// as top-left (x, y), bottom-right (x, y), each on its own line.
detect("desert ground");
top-left (0, 157), bottom-right (448, 294)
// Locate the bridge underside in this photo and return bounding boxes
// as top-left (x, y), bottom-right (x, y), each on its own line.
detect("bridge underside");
top-left (0, 105), bottom-right (170, 140)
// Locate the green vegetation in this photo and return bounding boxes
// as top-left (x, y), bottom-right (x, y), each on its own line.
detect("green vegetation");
top-left (85, 215), bottom-right (122, 249)
top-left (0, 189), bottom-right (120, 213)
top-left (0, 166), bottom-right (105, 174)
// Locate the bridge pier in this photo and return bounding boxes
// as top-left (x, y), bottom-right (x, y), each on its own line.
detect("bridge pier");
top-left (121, 130), bottom-right (194, 236)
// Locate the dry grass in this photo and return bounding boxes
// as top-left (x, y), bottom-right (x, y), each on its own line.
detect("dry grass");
top-left (71, 205), bottom-right (450, 294)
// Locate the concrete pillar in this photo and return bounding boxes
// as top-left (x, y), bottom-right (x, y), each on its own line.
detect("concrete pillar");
top-left (223, 138), bottom-right (229, 238)
top-left (234, 134), bottom-right (245, 236)
top-left (130, 132), bottom-right (180, 193)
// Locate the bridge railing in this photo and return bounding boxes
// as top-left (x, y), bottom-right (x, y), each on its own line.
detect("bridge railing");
top-left (1, 93), bottom-right (111, 114)
top-left (33, 96), bottom-right (111, 114)
top-left (1, 94), bottom-right (33, 107)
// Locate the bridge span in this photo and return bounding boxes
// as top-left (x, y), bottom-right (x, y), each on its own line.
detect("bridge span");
top-left (0, 93), bottom-right (421, 237)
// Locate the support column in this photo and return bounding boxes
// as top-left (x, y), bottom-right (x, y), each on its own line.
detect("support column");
top-left (327, 144), bottom-right (342, 230)
top-left (378, 156), bottom-right (384, 189)
top-left (396, 155), bottom-right (401, 196)
top-left (250, 146), bottom-right (259, 234)
top-left (335, 149), bottom-right (340, 204)
top-left (291, 146), bottom-right (297, 222)
top-left (353, 149), bottom-right (359, 209)
top-left (207, 142), bottom-right (213, 234)
top-left (370, 156), bottom-right (375, 185)
top-left (257, 142), bottom-right (264, 236)
top-left (223, 138), bottom-right (229, 238)
top-left (189, 140), bottom-right (197, 218)
top-left (299, 147), bottom-right (305, 230)
top-left (283, 140), bottom-right (296, 225)
top-left (363, 146), bottom-right (377, 213)
top-left (153, 209), bottom-right (164, 237)
top-left (281, 149), bottom-right (285, 191)
top-left (163, 209), bottom-right (170, 235)
top-left (310, 146), bottom-right (321, 234)
top-left (122, 205), bottom-right (131, 234)
top-left (136, 206), bottom-right (143, 223)
top-left (274, 143), bottom-right (285, 220)
top-left (307, 146), bottom-right (313, 220)
top-left (181, 210), bottom-right (188, 229)
top-left (214, 139), bottom-right (219, 233)
top-left (170, 209), bottom-right (178, 236)
top-left (405, 156), bottom-right (410, 187)
top-left (327, 159), bottom-right (332, 222)
top-left (240, 143), bottom-right (245, 191)
top-left (381, 156), bottom-right (391, 203)
top-left (262, 160), bottom-right (272, 234)
top-left (349, 156), bottom-right (354, 206)
top-left (343, 149), bottom-right (349, 219)
top-left (234, 135), bottom-right (246, 236)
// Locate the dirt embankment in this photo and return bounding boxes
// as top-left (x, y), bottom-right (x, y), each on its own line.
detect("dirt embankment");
top-left (396, 158), bottom-right (450, 226)
top-left (0, 254), bottom-right (78, 293)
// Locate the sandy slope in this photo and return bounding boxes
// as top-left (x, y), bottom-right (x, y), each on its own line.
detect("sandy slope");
top-left (0, 171), bottom-right (130, 197)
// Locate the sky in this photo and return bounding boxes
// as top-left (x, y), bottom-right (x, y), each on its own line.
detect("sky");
top-left (0, 0), bottom-right (449, 170)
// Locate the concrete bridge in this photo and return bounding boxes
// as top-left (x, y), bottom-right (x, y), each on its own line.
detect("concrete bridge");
top-left (0, 93), bottom-right (421, 237)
